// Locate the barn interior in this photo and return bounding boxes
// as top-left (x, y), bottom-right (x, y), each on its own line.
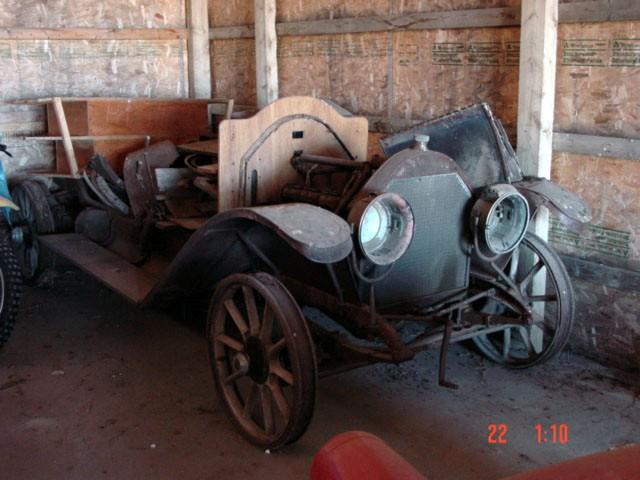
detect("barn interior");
top-left (0, 1), bottom-right (639, 479)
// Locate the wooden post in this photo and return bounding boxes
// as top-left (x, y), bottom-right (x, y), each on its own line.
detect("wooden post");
top-left (517, 0), bottom-right (558, 241)
top-left (255, 0), bottom-right (278, 108)
top-left (517, 0), bottom-right (558, 353)
top-left (51, 97), bottom-right (79, 176)
top-left (187, 0), bottom-right (212, 99)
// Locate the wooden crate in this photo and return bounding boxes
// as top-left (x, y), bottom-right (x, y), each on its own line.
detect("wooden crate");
top-left (46, 98), bottom-right (211, 174)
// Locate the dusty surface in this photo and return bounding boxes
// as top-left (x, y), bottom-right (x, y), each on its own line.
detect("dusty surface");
top-left (1, 266), bottom-right (639, 480)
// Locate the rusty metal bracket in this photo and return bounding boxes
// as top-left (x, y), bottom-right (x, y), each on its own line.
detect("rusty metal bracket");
top-left (438, 311), bottom-right (459, 390)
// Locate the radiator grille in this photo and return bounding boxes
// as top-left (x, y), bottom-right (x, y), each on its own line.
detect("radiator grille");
top-left (376, 172), bottom-right (472, 308)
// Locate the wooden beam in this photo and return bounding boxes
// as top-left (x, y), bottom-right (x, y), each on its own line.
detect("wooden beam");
top-left (561, 254), bottom-right (640, 293)
top-left (517, 0), bottom-right (558, 353)
top-left (553, 133), bottom-right (640, 161)
top-left (187, 0), bottom-right (212, 99)
top-left (517, 0), bottom-right (558, 242)
top-left (51, 97), bottom-right (79, 176)
top-left (210, 0), bottom-right (640, 40)
top-left (24, 134), bottom-right (155, 142)
top-left (560, 0), bottom-right (640, 23)
top-left (254, 0), bottom-right (278, 109)
top-left (0, 27), bottom-right (187, 41)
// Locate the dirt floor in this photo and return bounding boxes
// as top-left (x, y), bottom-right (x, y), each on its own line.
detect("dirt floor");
top-left (1, 266), bottom-right (639, 480)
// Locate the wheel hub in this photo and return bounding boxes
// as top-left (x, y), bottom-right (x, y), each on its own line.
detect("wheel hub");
top-left (232, 353), bottom-right (250, 375)
top-left (245, 336), bottom-right (269, 384)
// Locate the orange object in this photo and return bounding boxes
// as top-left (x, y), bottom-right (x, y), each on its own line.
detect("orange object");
top-left (310, 431), bottom-right (427, 480)
top-left (46, 98), bottom-right (210, 174)
top-left (502, 444), bottom-right (640, 480)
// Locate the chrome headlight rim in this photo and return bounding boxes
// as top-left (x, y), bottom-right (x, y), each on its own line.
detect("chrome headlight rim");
top-left (471, 184), bottom-right (530, 257)
top-left (349, 192), bottom-right (415, 266)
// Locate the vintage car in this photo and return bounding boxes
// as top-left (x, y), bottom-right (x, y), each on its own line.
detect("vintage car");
top-left (9, 97), bottom-right (590, 449)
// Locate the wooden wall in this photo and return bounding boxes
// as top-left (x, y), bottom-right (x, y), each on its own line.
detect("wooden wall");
top-left (209, 4), bottom-right (639, 256)
top-left (0, 0), bottom-right (188, 174)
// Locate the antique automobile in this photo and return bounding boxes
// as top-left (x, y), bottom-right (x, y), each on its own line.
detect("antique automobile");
top-left (10, 97), bottom-right (590, 449)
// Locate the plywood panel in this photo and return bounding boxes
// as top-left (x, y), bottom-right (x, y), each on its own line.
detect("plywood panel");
top-left (570, 277), bottom-right (640, 371)
top-left (209, 0), bottom-right (253, 28)
top-left (209, 6), bottom-right (640, 143)
top-left (211, 38), bottom-right (256, 104)
top-left (551, 152), bottom-right (640, 267)
top-left (555, 21), bottom-right (640, 138)
top-left (392, 27), bottom-right (520, 132)
top-left (278, 36), bottom-right (331, 98)
top-left (0, 0), bottom-right (185, 28)
top-left (0, 39), bottom-right (188, 100)
top-left (0, 104), bottom-right (53, 174)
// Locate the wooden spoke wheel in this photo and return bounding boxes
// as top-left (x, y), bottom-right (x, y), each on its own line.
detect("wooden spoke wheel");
top-left (207, 272), bottom-right (317, 449)
top-left (470, 232), bottom-right (575, 368)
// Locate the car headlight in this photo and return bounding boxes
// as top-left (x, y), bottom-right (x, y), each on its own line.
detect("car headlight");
top-left (348, 192), bottom-right (415, 266)
top-left (471, 184), bottom-right (530, 256)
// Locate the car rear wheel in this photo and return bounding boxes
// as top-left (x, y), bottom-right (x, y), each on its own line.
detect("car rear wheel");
top-left (207, 272), bottom-right (317, 449)
top-left (470, 232), bottom-right (574, 368)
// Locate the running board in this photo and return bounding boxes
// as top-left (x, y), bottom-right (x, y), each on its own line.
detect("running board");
top-left (40, 234), bottom-right (158, 304)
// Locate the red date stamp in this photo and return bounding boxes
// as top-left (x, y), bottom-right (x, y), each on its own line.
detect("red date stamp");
top-left (488, 423), bottom-right (509, 444)
top-left (487, 423), bottom-right (569, 445)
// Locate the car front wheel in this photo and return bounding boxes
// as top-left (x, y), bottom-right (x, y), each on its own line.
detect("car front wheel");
top-left (207, 272), bottom-right (317, 449)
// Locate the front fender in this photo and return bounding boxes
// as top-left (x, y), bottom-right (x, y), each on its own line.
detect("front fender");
top-left (513, 177), bottom-right (592, 231)
top-left (143, 203), bottom-right (352, 307)
top-left (212, 204), bottom-right (353, 263)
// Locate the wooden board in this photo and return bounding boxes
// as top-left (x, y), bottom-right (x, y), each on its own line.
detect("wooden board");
top-left (178, 139), bottom-right (219, 155)
top-left (217, 96), bottom-right (368, 211)
top-left (0, 28), bottom-right (187, 40)
top-left (47, 99), bottom-right (210, 137)
top-left (46, 98), bottom-right (210, 174)
top-left (554, 132), bottom-right (640, 161)
top-left (40, 233), bottom-right (157, 304)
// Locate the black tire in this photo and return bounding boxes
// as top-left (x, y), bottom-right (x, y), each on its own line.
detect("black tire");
top-left (470, 233), bottom-right (574, 368)
top-left (207, 272), bottom-right (317, 449)
top-left (10, 178), bottom-right (70, 281)
top-left (0, 225), bottom-right (23, 348)
top-left (11, 178), bottom-right (56, 234)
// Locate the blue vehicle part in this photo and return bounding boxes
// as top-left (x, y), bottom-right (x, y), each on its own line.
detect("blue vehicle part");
top-left (0, 145), bottom-right (18, 222)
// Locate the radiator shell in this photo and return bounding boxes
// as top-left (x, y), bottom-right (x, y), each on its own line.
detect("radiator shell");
top-left (361, 146), bottom-right (473, 309)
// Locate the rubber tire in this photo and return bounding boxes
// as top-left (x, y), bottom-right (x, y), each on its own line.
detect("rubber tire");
top-left (207, 272), bottom-right (317, 450)
top-left (471, 233), bottom-right (575, 369)
top-left (0, 225), bottom-right (23, 348)
top-left (11, 179), bottom-right (56, 234)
